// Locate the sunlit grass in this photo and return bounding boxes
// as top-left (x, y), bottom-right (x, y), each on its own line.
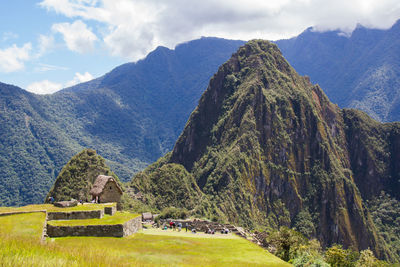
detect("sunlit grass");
top-left (0, 203), bottom-right (115, 213)
top-left (47, 212), bottom-right (140, 226)
top-left (0, 212), bottom-right (291, 266)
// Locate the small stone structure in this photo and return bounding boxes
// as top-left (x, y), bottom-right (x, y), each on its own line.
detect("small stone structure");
top-left (159, 219), bottom-right (248, 238)
top-left (142, 212), bottom-right (153, 222)
top-left (90, 175), bottom-right (123, 203)
top-left (47, 216), bottom-right (142, 237)
top-left (53, 200), bottom-right (78, 208)
top-left (104, 206), bottom-right (116, 215)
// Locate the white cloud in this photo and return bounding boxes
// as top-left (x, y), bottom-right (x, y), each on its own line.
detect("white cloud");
top-left (26, 80), bottom-right (63, 94)
top-left (2, 32), bottom-right (19, 42)
top-left (37, 34), bottom-right (55, 56)
top-left (0, 43), bottom-right (32, 72)
top-left (34, 63), bottom-right (69, 72)
top-left (26, 71), bottom-right (94, 94)
top-left (52, 20), bottom-right (98, 53)
top-left (65, 71), bottom-right (94, 87)
top-left (39, 0), bottom-right (400, 60)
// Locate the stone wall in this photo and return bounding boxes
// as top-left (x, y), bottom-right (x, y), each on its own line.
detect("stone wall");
top-left (100, 181), bottom-right (122, 203)
top-left (47, 224), bottom-right (124, 237)
top-left (47, 216), bottom-right (142, 238)
top-left (47, 209), bottom-right (104, 220)
top-left (123, 215), bottom-right (142, 236)
top-left (104, 206), bottom-right (116, 216)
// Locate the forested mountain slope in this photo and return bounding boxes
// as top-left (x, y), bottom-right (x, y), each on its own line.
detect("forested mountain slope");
top-left (132, 40), bottom-right (400, 260)
top-left (276, 19), bottom-right (400, 122)
top-left (0, 37), bottom-right (244, 206)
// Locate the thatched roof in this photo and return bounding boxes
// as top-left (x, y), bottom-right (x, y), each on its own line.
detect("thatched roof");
top-left (90, 175), bottom-right (123, 196)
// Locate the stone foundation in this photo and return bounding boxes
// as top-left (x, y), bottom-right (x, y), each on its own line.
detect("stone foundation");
top-left (47, 216), bottom-right (142, 237)
top-left (123, 215), bottom-right (142, 236)
top-left (47, 209), bottom-right (104, 220)
top-left (104, 206), bottom-right (116, 216)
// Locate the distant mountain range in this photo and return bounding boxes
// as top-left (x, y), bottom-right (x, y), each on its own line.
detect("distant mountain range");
top-left (276, 19), bottom-right (400, 122)
top-left (3, 19), bottom-right (400, 207)
top-left (0, 37), bottom-right (245, 206)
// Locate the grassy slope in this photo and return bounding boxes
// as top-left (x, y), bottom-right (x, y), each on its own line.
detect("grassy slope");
top-left (0, 211), bottom-right (290, 266)
top-left (47, 212), bottom-right (139, 226)
top-left (0, 203), bottom-right (115, 213)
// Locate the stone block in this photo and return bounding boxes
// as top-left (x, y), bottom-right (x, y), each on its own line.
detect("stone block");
top-left (47, 209), bottom-right (104, 220)
top-left (104, 206), bottom-right (116, 216)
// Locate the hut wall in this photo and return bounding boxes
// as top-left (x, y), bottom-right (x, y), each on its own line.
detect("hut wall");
top-left (100, 181), bottom-right (122, 203)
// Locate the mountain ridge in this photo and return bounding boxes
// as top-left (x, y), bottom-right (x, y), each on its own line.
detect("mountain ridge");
top-left (0, 37), bottom-right (245, 206)
top-left (276, 19), bottom-right (400, 122)
top-left (132, 40), bottom-right (400, 260)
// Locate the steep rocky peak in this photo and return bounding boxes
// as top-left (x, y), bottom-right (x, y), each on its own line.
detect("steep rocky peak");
top-left (171, 39), bottom-right (338, 171)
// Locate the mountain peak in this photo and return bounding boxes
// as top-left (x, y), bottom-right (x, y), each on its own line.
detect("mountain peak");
top-left (170, 39), bottom-right (325, 171)
top-left (161, 39), bottom-right (389, 257)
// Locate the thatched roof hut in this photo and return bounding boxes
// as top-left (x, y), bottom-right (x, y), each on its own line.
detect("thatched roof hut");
top-left (90, 175), bottom-right (123, 203)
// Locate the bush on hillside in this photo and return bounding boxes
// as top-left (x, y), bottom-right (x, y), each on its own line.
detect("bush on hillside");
top-left (157, 207), bottom-right (189, 220)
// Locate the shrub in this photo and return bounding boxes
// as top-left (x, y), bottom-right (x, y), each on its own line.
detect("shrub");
top-left (266, 226), bottom-right (308, 262)
top-left (158, 207), bottom-right (189, 220)
top-left (324, 245), bottom-right (359, 267)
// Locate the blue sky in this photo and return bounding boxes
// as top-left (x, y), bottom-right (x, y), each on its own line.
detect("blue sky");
top-left (1, 0), bottom-right (400, 94)
top-left (0, 0), bottom-right (124, 93)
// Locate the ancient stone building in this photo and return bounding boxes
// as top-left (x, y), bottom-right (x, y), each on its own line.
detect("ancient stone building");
top-left (90, 175), bottom-right (123, 203)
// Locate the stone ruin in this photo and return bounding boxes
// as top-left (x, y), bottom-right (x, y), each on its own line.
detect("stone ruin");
top-left (45, 204), bottom-right (141, 238)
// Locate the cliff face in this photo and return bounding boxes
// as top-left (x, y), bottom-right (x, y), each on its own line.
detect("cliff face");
top-left (134, 40), bottom-right (400, 258)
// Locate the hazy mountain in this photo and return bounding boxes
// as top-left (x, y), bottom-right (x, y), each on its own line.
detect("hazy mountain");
top-left (0, 37), bottom-right (245, 206)
top-left (276, 19), bottom-right (400, 122)
top-left (132, 40), bottom-right (400, 260)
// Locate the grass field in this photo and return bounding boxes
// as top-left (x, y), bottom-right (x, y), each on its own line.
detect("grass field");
top-left (0, 211), bottom-right (291, 266)
top-left (0, 203), bottom-right (115, 213)
top-left (47, 212), bottom-right (140, 226)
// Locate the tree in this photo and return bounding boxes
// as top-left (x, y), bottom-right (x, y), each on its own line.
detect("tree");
top-left (266, 226), bottom-right (308, 261)
top-left (356, 249), bottom-right (387, 267)
top-left (325, 245), bottom-right (359, 267)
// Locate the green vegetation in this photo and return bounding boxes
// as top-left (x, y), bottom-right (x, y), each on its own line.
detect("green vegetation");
top-left (368, 192), bottom-right (400, 262)
top-left (118, 194), bottom-right (154, 213)
top-left (263, 228), bottom-right (390, 266)
top-left (266, 226), bottom-right (308, 262)
top-left (46, 149), bottom-right (121, 203)
top-left (276, 21), bottom-right (400, 122)
top-left (130, 158), bottom-right (203, 211)
top-left (157, 207), bottom-right (189, 220)
top-left (0, 212), bottom-right (45, 239)
top-left (0, 38), bottom-right (245, 206)
top-left (0, 203), bottom-right (115, 214)
top-left (47, 212), bottom-right (139, 226)
top-left (131, 40), bottom-right (400, 262)
top-left (0, 209), bottom-right (289, 266)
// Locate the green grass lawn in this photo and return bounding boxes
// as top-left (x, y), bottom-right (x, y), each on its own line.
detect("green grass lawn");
top-left (47, 212), bottom-right (140, 226)
top-left (0, 211), bottom-right (291, 266)
top-left (0, 203), bottom-right (116, 213)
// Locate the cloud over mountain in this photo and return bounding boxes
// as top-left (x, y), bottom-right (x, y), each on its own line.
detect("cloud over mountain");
top-left (40, 0), bottom-right (400, 60)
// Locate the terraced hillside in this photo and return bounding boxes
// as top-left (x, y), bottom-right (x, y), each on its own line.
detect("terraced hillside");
top-left (0, 205), bottom-right (289, 266)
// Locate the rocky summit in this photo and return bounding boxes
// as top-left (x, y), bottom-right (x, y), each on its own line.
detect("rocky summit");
top-left (132, 40), bottom-right (400, 260)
